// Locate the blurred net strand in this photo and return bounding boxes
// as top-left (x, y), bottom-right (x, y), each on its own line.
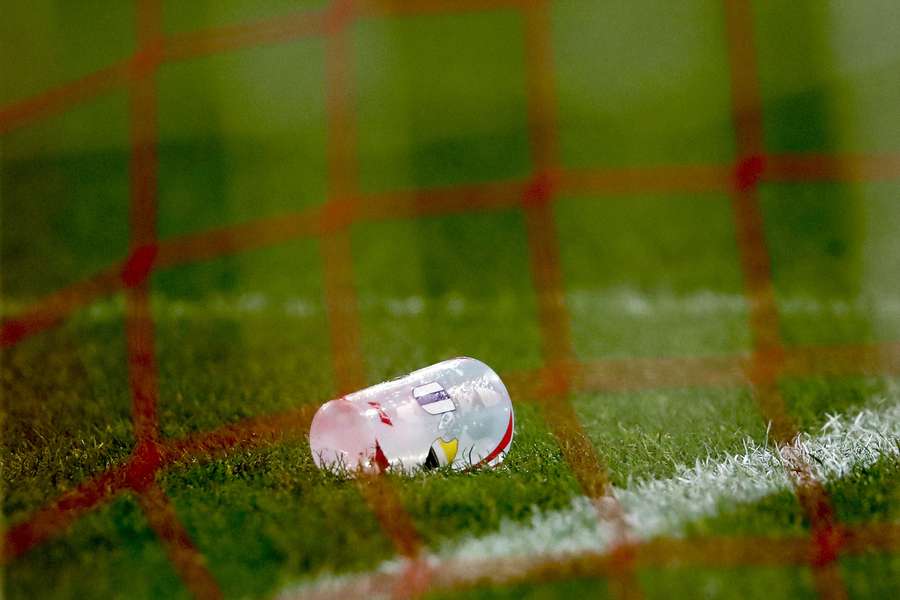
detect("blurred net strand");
top-left (320, 1), bottom-right (430, 589)
top-left (4, 337), bottom-right (898, 561)
top-left (0, 59), bottom-right (133, 136)
top-left (519, 1), bottom-right (642, 598)
top-left (135, 484), bottom-right (223, 600)
top-left (722, 1), bottom-right (846, 598)
top-left (6, 339), bottom-right (899, 548)
top-left (290, 525), bottom-right (900, 600)
top-left (765, 153), bottom-right (900, 183)
top-left (6, 150), bottom-right (900, 350)
top-left (122, 1), bottom-right (226, 598)
top-left (2, 0), bottom-right (900, 596)
top-left (0, 0), bottom-right (533, 135)
top-left (3, 347), bottom-right (899, 569)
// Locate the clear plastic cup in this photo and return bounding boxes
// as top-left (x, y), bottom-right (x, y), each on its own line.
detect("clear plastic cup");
top-left (309, 357), bottom-right (514, 474)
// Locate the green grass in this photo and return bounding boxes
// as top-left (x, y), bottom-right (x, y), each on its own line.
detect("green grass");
top-left (829, 454), bottom-right (900, 525)
top-left (781, 376), bottom-right (893, 431)
top-left (156, 39), bottom-right (328, 237)
top-left (426, 578), bottom-right (610, 600)
top-left (840, 553), bottom-right (900, 599)
top-left (682, 451), bottom-right (900, 540)
top-left (638, 564), bottom-right (817, 600)
top-left (5, 293), bottom-right (898, 597)
top-left (0, 2), bottom-right (134, 106)
top-left (154, 403), bottom-right (582, 599)
top-left (5, 497), bottom-right (189, 600)
top-left (151, 239), bottom-right (333, 437)
top-left (354, 11), bottom-right (532, 192)
top-left (762, 181), bottom-right (900, 346)
top-left (552, 0), bottom-right (736, 167)
top-left (573, 386), bottom-right (767, 486)
top-left (555, 192), bottom-right (750, 358)
top-left (3, 1), bottom-right (900, 599)
top-left (162, 0), bottom-right (328, 35)
top-left (390, 403), bottom-right (581, 549)
top-left (352, 211), bottom-right (544, 381)
top-left (1, 94), bottom-right (131, 298)
top-left (160, 443), bottom-right (395, 599)
top-left (2, 302), bottom-right (134, 522)
top-left (754, 0), bottom-right (900, 155)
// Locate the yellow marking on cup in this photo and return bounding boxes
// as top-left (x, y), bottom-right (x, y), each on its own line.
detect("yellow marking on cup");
top-left (439, 438), bottom-right (458, 463)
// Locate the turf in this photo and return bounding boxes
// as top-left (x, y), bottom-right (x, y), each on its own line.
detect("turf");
top-left (156, 40), bottom-right (329, 237)
top-left (3, 1), bottom-right (900, 599)
top-left (683, 445), bottom-right (900, 539)
top-left (5, 497), bottom-right (190, 600)
top-left (4, 295), bottom-right (898, 597)
top-left (160, 443), bottom-right (396, 599)
top-left (162, 0), bottom-right (329, 35)
top-left (840, 553), bottom-right (900, 599)
top-left (637, 564), bottom-right (818, 600)
top-left (762, 181), bottom-right (900, 346)
top-left (552, 0), bottom-right (736, 167)
top-left (426, 578), bottom-right (611, 600)
top-left (753, 0), bottom-right (900, 155)
top-left (573, 386), bottom-right (768, 486)
top-left (2, 303), bottom-right (134, 522)
top-left (387, 402), bottom-right (582, 549)
top-left (555, 192), bottom-right (751, 359)
top-left (152, 240), bottom-right (333, 437)
top-left (353, 211), bottom-right (544, 381)
top-left (354, 11), bottom-right (532, 192)
top-left (0, 2), bottom-right (134, 106)
top-left (1, 94), bottom-right (131, 298)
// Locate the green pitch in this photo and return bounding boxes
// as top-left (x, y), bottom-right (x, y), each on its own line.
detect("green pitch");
top-left (3, 1), bottom-right (900, 599)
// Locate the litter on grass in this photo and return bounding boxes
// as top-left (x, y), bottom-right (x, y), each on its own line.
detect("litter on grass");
top-left (309, 357), bottom-right (515, 474)
top-left (285, 396), bottom-right (900, 599)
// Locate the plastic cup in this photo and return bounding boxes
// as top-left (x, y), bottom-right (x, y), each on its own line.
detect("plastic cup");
top-left (309, 357), bottom-right (514, 474)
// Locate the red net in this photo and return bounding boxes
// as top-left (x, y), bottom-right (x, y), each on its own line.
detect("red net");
top-left (2, 1), bottom-right (900, 598)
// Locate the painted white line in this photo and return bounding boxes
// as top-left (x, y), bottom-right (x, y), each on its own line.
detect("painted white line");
top-left (7, 288), bottom-right (898, 321)
top-left (280, 397), bottom-right (900, 599)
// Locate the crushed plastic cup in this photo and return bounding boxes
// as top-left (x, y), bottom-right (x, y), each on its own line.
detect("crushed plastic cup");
top-left (309, 357), bottom-right (514, 474)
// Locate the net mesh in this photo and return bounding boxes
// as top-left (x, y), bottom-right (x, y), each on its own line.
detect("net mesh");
top-left (2, 1), bottom-right (899, 598)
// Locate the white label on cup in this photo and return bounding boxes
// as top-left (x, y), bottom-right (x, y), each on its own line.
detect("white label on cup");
top-left (413, 382), bottom-right (455, 415)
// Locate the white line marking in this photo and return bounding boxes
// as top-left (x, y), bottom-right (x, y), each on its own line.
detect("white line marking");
top-left (279, 396), bottom-right (900, 599)
top-left (5, 289), bottom-right (900, 321)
